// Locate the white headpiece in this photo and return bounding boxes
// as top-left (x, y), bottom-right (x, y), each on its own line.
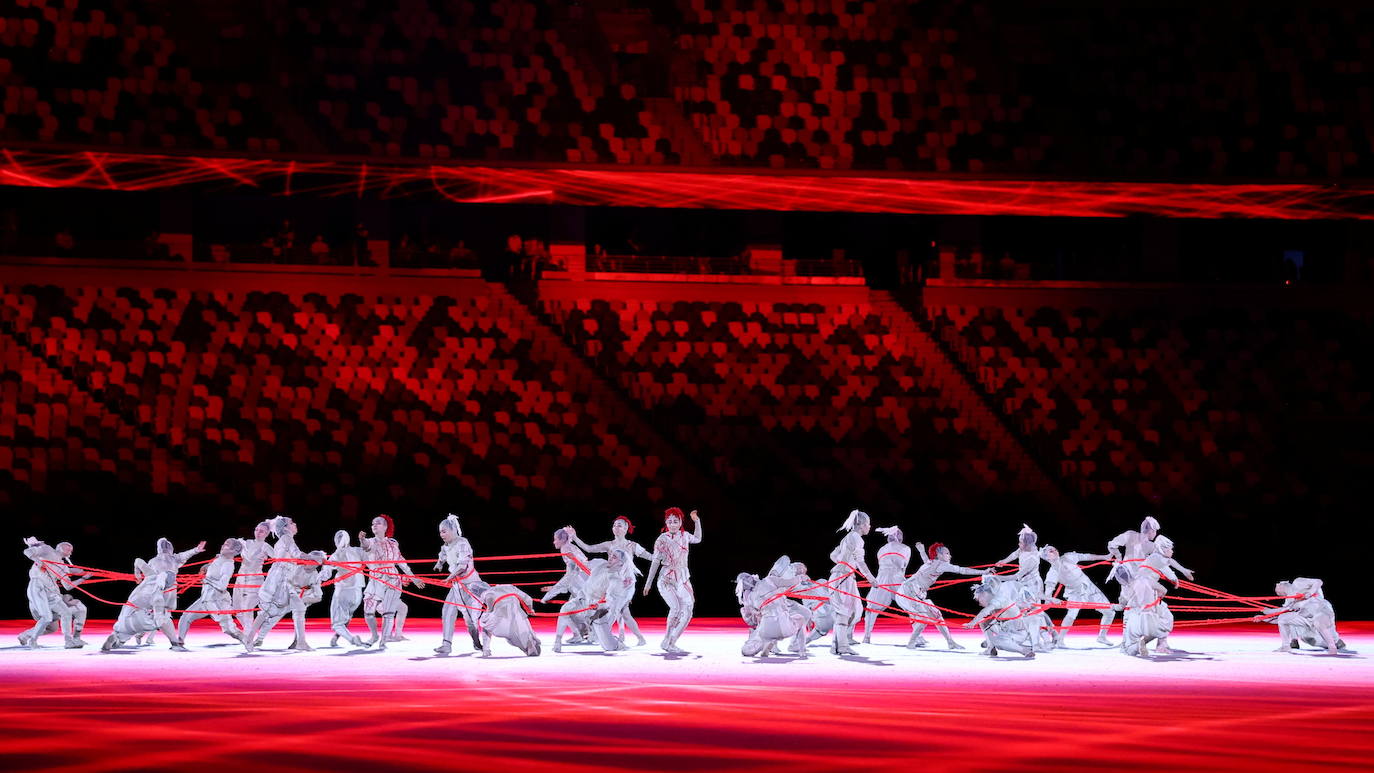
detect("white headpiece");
top-left (876, 525), bottom-right (903, 542)
top-left (1039, 545), bottom-right (1057, 560)
top-left (222, 538), bottom-right (244, 556)
top-left (268, 515), bottom-right (293, 539)
top-left (768, 555), bottom-right (793, 579)
top-left (1141, 515), bottom-right (1160, 533)
top-left (734, 572), bottom-right (759, 604)
top-left (1154, 534), bottom-right (1174, 551)
top-left (442, 513), bottom-right (463, 537)
top-left (1018, 523), bottom-right (1034, 537)
top-left (839, 509), bottom-right (870, 532)
top-left (334, 529), bottom-right (351, 549)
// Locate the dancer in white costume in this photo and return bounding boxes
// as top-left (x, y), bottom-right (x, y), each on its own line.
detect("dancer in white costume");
top-left (644, 507), bottom-right (702, 654)
top-left (897, 542), bottom-right (987, 649)
top-left (963, 575), bottom-right (1036, 658)
top-left (234, 520), bottom-right (271, 631)
top-left (735, 572), bottom-right (761, 631)
top-left (741, 556), bottom-right (809, 658)
top-left (862, 526), bottom-right (911, 644)
top-left (19, 537), bottom-right (77, 649)
top-left (1107, 515), bottom-right (1160, 578)
top-left (995, 524), bottom-right (1055, 649)
top-left (434, 514), bottom-right (482, 655)
top-left (132, 537), bottom-right (206, 645)
top-left (567, 515), bottom-right (653, 646)
top-left (252, 549), bottom-right (328, 651)
top-left (541, 528), bottom-right (592, 652)
top-left (323, 530), bottom-right (367, 648)
top-left (478, 584), bottom-right (541, 657)
top-left (359, 514), bottom-right (425, 650)
top-left (792, 561), bottom-right (835, 643)
top-left (49, 542), bottom-right (90, 646)
top-left (1040, 545), bottom-right (1116, 646)
top-left (245, 515), bottom-right (304, 651)
top-left (1139, 534), bottom-right (1193, 654)
top-left (1259, 578), bottom-right (1347, 655)
top-left (1113, 563), bottom-right (1172, 658)
top-left (825, 510), bottom-right (878, 655)
top-left (176, 538), bottom-right (246, 645)
top-left (581, 554), bottom-right (629, 652)
top-left (103, 555), bottom-right (190, 652)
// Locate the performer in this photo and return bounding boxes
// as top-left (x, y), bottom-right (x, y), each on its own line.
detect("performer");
top-left (735, 572), bottom-right (761, 632)
top-left (1040, 545), bottom-right (1116, 646)
top-left (234, 520), bottom-right (272, 631)
top-left (1258, 578), bottom-right (1347, 655)
top-left (862, 526), bottom-right (911, 644)
top-left (131, 537), bottom-right (206, 645)
top-left (359, 513), bottom-right (425, 650)
top-left (566, 515), bottom-right (654, 646)
top-left (478, 583), bottom-right (542, 657)
top-left (250, 549), bottom-right (328, 651)
top-left (245, 514), bottom-right (303, 651)
top-left (741, 556), bottom-right (809, 658)
top-left (824, 509), bottom-right (878, 655)
top-left (1107, 515), bottom-right (1160, 568)
top-left (541, 528), bottom-right (592, 653)
top-left (896, 542), bottom-right (987, 649)
top-left (323, 530), bottom-right (367, 648)
top-left (103, 556), bottom-right (189, 652)
top-left (581, 555), bottom-right (629, 652)
top-left (1139, 534), bottom-right (1193, 654)
top-left (1113, 563), bottom-right (1172, 658)
top-left (643, 507), bottom-right (703, 654)
top-left (50, 542), bottom-right (90, 647)
top-left (19, 537), bottom-right (77, 649)
top-left (963, 575), bottom-right (1036, 658)
top-left (176, 538), bottom-right (247, 645)
top-left (995, 524), bottom-right (1055, 648)
top-left (791, 561), bottom-right (835, 644)
top-left (434, 514), bottom-right (481, 655)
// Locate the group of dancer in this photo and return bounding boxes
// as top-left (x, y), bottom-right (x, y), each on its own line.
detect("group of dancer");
top-left (19, 508), bottom-right (1346, 659)
top-left (18, 507), bottom-right (704, 657)
top-left (733, 511), bottom-right (1348, 659)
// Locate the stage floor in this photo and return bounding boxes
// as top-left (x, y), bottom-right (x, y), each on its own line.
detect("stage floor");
top-left (2, 618), bottom-right (1371, 772)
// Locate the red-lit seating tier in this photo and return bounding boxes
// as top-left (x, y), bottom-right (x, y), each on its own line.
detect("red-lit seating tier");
top-left (0, 283), bottom-right (670, 515)
top-left (539, 295), bottom-right (1016, 513)
top-left (928, 303), bottom-right (1374, 507)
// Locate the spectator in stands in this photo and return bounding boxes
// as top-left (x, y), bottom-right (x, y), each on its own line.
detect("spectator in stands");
top-left (310, 234), bottom-right (331, 263)
top-left (352, 223), bottom-right (371, 266)
top-left (143, 231), bottom-right (172, 261)
top-left (449, 240), bottom-right (477, 268)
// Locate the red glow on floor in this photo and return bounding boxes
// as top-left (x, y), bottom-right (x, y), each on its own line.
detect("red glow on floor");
top-left (2, 148), bottom-right (1372, 219)
top-left (1, 619), bottom-right (1371, 771)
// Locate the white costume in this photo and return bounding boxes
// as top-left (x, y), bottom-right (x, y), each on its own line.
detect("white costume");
top-left (791, 563), bottom-right (835, 643)
top-left (104, 556), bottom-right (187, 651)
top-left (1264, 577), bottom-right (1346, 654)
top-left (234, 522), bottom-right (271, 630)
top-left (582, 557), bottom-right (628, 652)
top-left (965, 576), bottom-right (1037, 658)
top-left (40, 542), bottom-right (90, 646)
top-left (246, 516), bottom-right (305, 651)
top-left (19, 538), bottom-right (77, 648)
top-left (1107, 515), bottom-right (1160, 590)
top-left (862, 526), bottom-right (911, 643)
top-left (826, 510), bottom-right (877, 655)
top-left (435, 514), bottom-right (482, 655)
top-left (997, 524), bottom-right (1054, 649)
top-left (323, 530), bottom-right (366, 648)
top-left (542, 529), bottom-right (593, 652)
top-left (1114, 563), bottom-right (1172, 657)
top-left (1138, 534), bottom-right (1193, 653)
top-left (645, 507), bottom-right (702, 654)
top-left (177, 539), bottom-right (246, 644)
top-left (252, 549), bottom-right (327, 651)
top-left (742, 557), bottom-right (809, 658)
top-left (897, 543), bottom-right (985, 649)
top-left (1041, 546), bottom-right (1115, 645)
top-left (479, 583), bottom-right (541, 656)
top-left (569, 517), bottom-right (654, 646)
top-left (359, 514), bottom-right (424, 649)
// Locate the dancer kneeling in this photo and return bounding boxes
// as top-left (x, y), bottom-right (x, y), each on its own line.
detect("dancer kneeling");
top-left (1259, 578), bottom-right (1347, 655)
top-left (740, 556), bottom-right (810, 658)
top-left (478, 583), bottom-right (541, 657)
top-left (963, 575), bottom-right (1036, 658)
top-left (1114, 563), bottom-right (1172, 658)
